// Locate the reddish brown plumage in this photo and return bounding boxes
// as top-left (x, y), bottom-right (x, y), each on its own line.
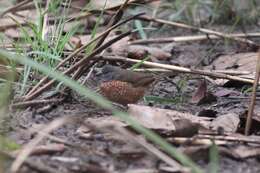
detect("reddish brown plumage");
top-left (100, 80), bottom-right (146, 105)
top-left (99, 65), bottom-right (155, 105)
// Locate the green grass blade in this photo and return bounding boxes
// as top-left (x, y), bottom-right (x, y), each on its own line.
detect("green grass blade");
top-left (209, 140), bottom-right (219, 173)
top-left (130, 55), bottom-right (150, 70)
top-left (134, 20), bottom-right (147, 39)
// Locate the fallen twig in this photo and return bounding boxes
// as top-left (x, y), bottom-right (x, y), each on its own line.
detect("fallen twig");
top-left (139, 15), bottom-right (259, 48)
top-left (134, 68), bottom-right (252, 76)
top-left (226, 96), bottom-right (260, 100)
top-left (102, 55), bottom-right (258, 84)
top-left (0, 0), bottom-right (31, 17)
top-left (11, 98), bottom-right (64, 108)
top-left (245, 50), bottom-right (260, 135)
top-left (12, 144), bottom-right (65, 156)
top-left (197, 134), bottom-right (260, 145)
top-left (130, 33), bottom-right (260, 44)
top-left (169, 134), bottom-right (260, 146)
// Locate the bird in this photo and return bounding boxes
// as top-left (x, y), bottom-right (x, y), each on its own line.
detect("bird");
top-left (99, 65), bottom-right (155, 105)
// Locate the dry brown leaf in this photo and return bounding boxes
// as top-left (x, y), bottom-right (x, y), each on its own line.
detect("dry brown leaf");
top-left (214, 88), bottom-right (240, 97)
top-left (204, 52), bottom-right (258, 86)
top-left (90, 0), bottom-right (136, 10)
top-left (191, 80), bottom-right (217, 105)
top-left (110, 36), bottom-right (130, 55)
top-left (206, 52), bottom-right (257, 83)
top-left (127, 45), bottom-right (171, 60)
top-left (144, 46), bottom-right (172, 60)
top-left (210, 113), bottom-right (240, 133)
top-left (127, 45), bottom-right (149, 59)
top-left (208, 52), bottom-right (257, 72)
top-left (75, 35), bottom-right (92, 45)
top-left (77, 116), bottom-right (127, 139)
top-left (128, 104), bottom-right (211, 136)
top-left (69, 36), bottom-right (83, 50)
top-left (111, 39), bottom-right (171, 61)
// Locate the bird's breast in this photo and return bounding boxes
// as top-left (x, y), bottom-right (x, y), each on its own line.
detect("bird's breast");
top-left (100, 80), bottom-right (146, 105)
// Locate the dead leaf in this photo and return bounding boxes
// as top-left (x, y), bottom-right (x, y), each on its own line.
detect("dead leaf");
top-left (210, 113), bottom-right (240, 133)
top-left (144, 46), bottom-right (172, 60)
top-left (69, 36), bottom-right (83, 50)
top-left (76, 35), bottom-right (92, 45)
top-left (209, 52), bottom-right (257, 73)
top-left (127, 45), bottom-right (171, 60)
top-left (127, 45), bottom-right (149, 60)
top-left (191, 80), bottom-right (217, 105)
top-left (128, 104), bottom-right (211, 136)
top-left (111, 42), bottom-right (171, 61)
top-left (90, 0), bottom-right (124, 9)
top-left (204, 53), bottom-right (257, 86)
top-left (90, 0), bottom-right (137, 10)
top-left (77, 116), bottom-right (128, 140)
top-left (214, 88), bottom-right (240, 97)
top-left (110, 36), bottom-right (130, 55)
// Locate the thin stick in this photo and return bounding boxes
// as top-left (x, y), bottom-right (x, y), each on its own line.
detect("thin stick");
top-left (133, 68), bottom-right (252, 75)
top-left (227, 96), bottom-right (260, 100)
top-left (131, 33), bottom-right (260, 44)
top-left (103, 55), bottom-right (257, 84)
top-left (245, 50), bottom-right (260, 135)
top-left (11, 98), bottom-right (64, 108)
top-left (41, 0), bottom-right (51, 41)
top-left (139, 15), bottom-right (259, 48)
top-left (197, 134), bottom-right (260, 145)
top-left (0, 0), bottom-right (31, 17)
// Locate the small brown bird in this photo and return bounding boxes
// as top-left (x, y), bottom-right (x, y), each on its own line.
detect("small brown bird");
top-left (99, 65), bottom-right (155, 105)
